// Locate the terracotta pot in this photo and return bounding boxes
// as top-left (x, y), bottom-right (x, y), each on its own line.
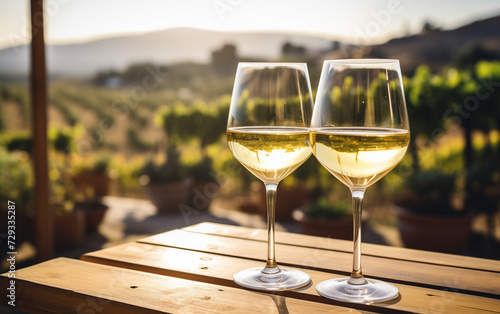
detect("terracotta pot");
top-left (393, 205), bottom-right (473, 254)
top-left (143, 177), bottom-right (194, 213)
top-left (54, 208), bottom-right (86, 250)
top-left (292, 209), bottom-right (354, 240)
top-left (234, 196), bottom-right (260, 214)
top-left (9, 211), bottom-right (36, 245)
top-left (75, 201), bottom-right (109, 232)
top-left (72, 173), bottom-right (111, 196)
top-left (255, 183), bottom-right (309, 220)
top-left (190, 180), bottom-right (220, 210)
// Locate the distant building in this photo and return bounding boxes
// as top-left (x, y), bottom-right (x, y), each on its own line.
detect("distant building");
top-left (211, 44), bottom-right (238, 75)
top-left (104, 76), bottom-right (123, 89)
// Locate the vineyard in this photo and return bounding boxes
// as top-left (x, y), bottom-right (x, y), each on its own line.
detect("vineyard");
top-left (1, 61), bottom-right (500, 219)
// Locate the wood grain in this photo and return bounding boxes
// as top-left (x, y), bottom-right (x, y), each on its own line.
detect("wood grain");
top-left (183, 222), bottom-right (500, 272)
top-left (138, 229), bottom-right (500, 296)
top-left (82, 241), bottom-right (500, 314)
top-left (0, 258), bottom-right (364, 314)
top-left (3, 222), bottom-right (500, 314)
top-left (31, 0), bottom-right (53, 262)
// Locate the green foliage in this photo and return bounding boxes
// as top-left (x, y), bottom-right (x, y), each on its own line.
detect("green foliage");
top-left (2, 59), bottom-right (499, 209)
top-left (403, 61), bottom-right (500, 215)
top-left (140, 145), bottom-right (187, 183)
top-left (232, 92), bottom-right (312, 127)
top-left (395, 170), bottom-right (459, 216)
top-left (155, 99), bottom-right (229, 149)
top-left (48, 125), bottom-right (78, 154)
top-left (48, 158), bottom-right (76, 212)
top-left (0, 98), bottom-right (4, 131)
top-left (324, 72), bottom-right (405, 128)
top-left (476, 60), bottom-right (500, 79)
top-left (466, 140), bottom-right (500, 214)
top-left (0, 131), bottom-right (31, 153)
top-left (0, 148), bottom-right (33, 211)
top-left (303, 197), bottom-right (350, 220)
top-left (405, 65), bottom-right (449, 138)
top-left (0, 84), bottom-right (30, 123)
top-left (50, 92), bottom-right (78, 126)
top-left (405, 62), bottom-right (500, 137)
top-left (94, 156), bottom-right (110, 175)
top-left (127, 127), bottom-right (153, 151)
top-left (153, 97), bottom-right (232, 184)
top-left (453, 43), bottom-right (498, 70)
top-left (187, 155), bottom-right (214, 182)
top-left (55, 86), bottom-right (115, 124)
top-left (112, 154), bottom-right (145, 192)
top-left (74, 154), bottom-right (111, 176)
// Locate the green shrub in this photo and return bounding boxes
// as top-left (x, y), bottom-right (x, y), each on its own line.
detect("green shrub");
top-left (0, 148), bottom-right (33, 211)
top-left (303, 197), bottom-right (351, 220)
top-left (0, 131), bottom-right (31, 153)
top-left (139, 145), bottom-right (187, 183)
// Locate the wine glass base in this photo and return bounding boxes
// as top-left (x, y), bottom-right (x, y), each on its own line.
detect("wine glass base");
top-left (233, 267), bottom-right (311, 291)
top-left (316, 277), bottom-right (399, 304)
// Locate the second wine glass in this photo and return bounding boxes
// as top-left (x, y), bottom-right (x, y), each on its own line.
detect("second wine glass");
top-left (227, 63), bottom-right (313, 290)
top-left (311, 59), bottom-right (410, 303)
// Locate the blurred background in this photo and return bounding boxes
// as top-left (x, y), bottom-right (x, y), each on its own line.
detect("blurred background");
top-left (1, 0), bottom-right (500, 268)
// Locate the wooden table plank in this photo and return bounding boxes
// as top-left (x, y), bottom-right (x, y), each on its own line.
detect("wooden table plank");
top-left (183, 223), bottom-right (500, 272)
top-left (0, 258), bottom-right (365, 314)
top-left (139, 229), bottom-right (500, 296)
top-left (81, 241), bottom-right (500, 314)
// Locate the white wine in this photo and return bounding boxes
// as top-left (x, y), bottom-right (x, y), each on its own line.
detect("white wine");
top-left (310, 127), bottom-right (410, 188)
top-left (227, 126), bottom-right (311, 183)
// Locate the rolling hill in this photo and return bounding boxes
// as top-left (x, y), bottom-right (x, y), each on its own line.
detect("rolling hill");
top-left (0, 28), bottom-right (332, 76)
top-left (0, 14), bottom-right (499, 77)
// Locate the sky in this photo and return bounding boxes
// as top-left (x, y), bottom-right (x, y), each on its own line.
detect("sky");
top-left (1, 0), bottom-right (500, 50)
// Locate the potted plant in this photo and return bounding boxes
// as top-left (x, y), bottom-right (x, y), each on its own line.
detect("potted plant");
top-left (49, 158), bottom-right (87, 250)
top-left (71, 154), bottom-right (112, 196)
top-left (73, 200), bottom-right (108, 233)
top-left (140, 145), bottom-right (193, 213)
top-left (292, 197), bottom-right (355, 240)
top-left (187, 155), bottom-right (218, 210)
top-left (52, 201), bottom-right (86, 250)
top-left (393, 170), bottom-right (474, 253)
top-left (466, 155), bottom-right (500, 244)
top-left (0, 147), bottom-right (34, 253)
top-left (48, 124), bottom-right (88, 249)
top-left (71, 154), bottom-right (112, 232)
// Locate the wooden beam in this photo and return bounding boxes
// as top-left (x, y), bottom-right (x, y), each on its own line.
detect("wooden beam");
top-left (30, 0), bottom-right (53, 261)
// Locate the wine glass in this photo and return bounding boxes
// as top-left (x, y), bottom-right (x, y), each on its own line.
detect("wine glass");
top-left (311, 59), bottom-right (410, 303)
top-left (227, 63), bottom-right (313, 290)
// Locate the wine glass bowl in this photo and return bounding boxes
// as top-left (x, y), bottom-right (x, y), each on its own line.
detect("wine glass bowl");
top-left (227, 63), bottom-right (313, 290)
top-left (311, 59), bottom-right (410, 303)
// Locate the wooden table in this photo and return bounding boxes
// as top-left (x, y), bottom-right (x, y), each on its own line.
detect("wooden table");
top-left (2, 222), bottom-right (500, 313)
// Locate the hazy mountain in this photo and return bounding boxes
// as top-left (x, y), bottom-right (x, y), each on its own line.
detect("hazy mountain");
top-left (367, 15), bottom-right (500, 72)
top-left (1, 14), bottom-right (499, 77)
top-left (0, 28), bottom-right (333, 76)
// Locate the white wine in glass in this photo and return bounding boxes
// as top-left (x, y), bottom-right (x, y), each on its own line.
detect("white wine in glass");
top-left (227, 127), bottom-right (311, 182)
top-left (311, 59), bottom-right (410, 303)
top-left (227, 63), bottom-right (313, 291)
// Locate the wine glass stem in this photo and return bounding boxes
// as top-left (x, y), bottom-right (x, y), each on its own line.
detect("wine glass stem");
top-left (349, 189), bottom-right (367, 285)
top-left (264, 183), bottom-right (278, 272)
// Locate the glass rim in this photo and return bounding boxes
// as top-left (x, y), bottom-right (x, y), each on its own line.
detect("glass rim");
top-left (237, 62), bottom-right (308, 67)
top-left (323, 59), bottom-right (400, 65)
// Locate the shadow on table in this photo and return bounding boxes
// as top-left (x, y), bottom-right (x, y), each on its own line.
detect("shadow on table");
top-left (465, 232), bottom-right (500, 260)
top-left (122, 210), bottom-right (237, 237)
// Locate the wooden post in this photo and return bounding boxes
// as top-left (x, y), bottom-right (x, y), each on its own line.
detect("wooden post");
top-left (30, 0), bottom-right (53, 261)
